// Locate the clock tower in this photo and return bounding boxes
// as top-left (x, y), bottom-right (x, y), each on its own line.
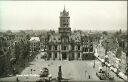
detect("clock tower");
top-left (58, 7), bottom-right (71, 43)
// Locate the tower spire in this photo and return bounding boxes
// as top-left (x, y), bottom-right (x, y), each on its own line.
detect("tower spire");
top-left (64, 5), bottom-right (65, 11)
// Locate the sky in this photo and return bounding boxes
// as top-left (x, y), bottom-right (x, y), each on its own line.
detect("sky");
top-left (0, 1), bottom-right (127, 31)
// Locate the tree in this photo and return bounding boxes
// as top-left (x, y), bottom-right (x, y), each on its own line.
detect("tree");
top-left (26, 34), bottom-right (30, 40)
top-left (116, 47), bottom-right (122, 59)
top-left (14, 42), bottom-right (21, 60)
top-left (6, 30), bottom-right (12, 34)
top-left (101, 36), bottom-right (119, 53)
top-left (102, 31), bottom-right (108, 36)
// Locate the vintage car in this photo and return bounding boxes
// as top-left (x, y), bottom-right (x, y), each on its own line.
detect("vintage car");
top-left (40, 68), bottom-right (49, 77)
top-left (96, 71), bottom-right (107, 80)
top-left (96, 70), bottom-right (114, 80)
top-left (36, 67), bottom-right (52, 82)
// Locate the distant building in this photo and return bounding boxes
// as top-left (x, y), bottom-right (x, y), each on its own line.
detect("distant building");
top-left (40, 35), bottom-right (46, 51)
top-left (45, 7), bottom-right (94, 60)
top-left (30, 37), bottom-right (40, 53)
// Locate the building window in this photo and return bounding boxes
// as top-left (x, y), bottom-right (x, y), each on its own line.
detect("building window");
top-left (78, 45), bottom-right (80, 50)
top-left (89, 47), bottom-right (93, 52)
top-left (49, 45), bottom-right (51, 50)
top-left (64, 46), bottom-right (66, 50)
top-left (72, 45), bottom-right (74, 50)
top-left (58, 38), bottom-right (60, 41)
top-left (78, 53), bottom-right (80, 58)
top-left (55, 53), bottom-right (57, 58)
top-left (62, 45), bottom-right (66, 50)
top-left (55, 45), bottom-right (57, 50)
top-left (49, 53), bottom-right (51, 58)
top-left (83, 47), bottom-right (88, 52)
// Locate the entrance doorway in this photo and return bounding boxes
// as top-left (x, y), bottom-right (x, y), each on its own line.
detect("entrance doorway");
top-left (69, 53), bottom-right (74, 60)
top-left (62, 52), bottom-right (67, 60)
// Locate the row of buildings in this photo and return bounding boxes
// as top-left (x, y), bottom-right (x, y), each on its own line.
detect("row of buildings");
top-left (1, 8), bottom-right (127, 61)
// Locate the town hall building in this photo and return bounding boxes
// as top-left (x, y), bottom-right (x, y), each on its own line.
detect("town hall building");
top-left (45, 7), bottom-right (94, 60)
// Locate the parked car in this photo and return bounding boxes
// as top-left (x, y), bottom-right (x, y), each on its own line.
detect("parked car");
top-left (96, 71), bottom-right (107, 80)
top-left (96, 70), bottom-right (114, 80)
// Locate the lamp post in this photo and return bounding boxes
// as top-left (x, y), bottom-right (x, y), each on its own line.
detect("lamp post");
top-left (93, 59), bottom-right (95, 68)
top-left (93, 50), bottom-right (96, 68)
top-left (58, 66), bottom-right (62, 82)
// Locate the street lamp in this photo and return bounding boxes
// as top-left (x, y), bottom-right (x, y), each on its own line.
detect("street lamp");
top-left (58, 66), bottom-right (62, 82)
top-left (93, 59), bottom-right (95, 68)
top-left (93, 50), bottom-right (96, 68)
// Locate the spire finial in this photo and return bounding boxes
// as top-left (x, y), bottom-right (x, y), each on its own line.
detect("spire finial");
top-left (64, 5), bottom-right (65, 11)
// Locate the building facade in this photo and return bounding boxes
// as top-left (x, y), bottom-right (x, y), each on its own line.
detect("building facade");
top-left (45, 8), bottom-right (94, 60)
top-left (30, 37), bottom-right (40, 53)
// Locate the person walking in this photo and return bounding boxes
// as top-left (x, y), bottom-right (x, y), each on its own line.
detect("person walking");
top-left (85, 70), bottom-right (87, 78)
top-left (16, 77), bottom-right (19, 82)
top-left (31, 69), bottom-right (32, 74)
top-left (88, 75), bottom-right (91, 79)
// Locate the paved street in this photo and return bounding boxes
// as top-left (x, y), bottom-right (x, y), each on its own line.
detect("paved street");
top-left (0, 50), bottom-right (123, 81)
top-left (0, 52), bottom-right (101, 81)
top-left (95, 42), bottom-right (123, 81)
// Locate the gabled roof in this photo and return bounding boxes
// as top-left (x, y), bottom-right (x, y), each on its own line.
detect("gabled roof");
top-left (70, 32), bottom-right (81, 42)
top-left (30, 37), bottom-right (40, 42)
top-left (49, 34), bottom-right (61, 43)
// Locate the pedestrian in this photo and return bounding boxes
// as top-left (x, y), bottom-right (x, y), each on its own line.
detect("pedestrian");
top-left (48, 74), bottom-right (52, 81)
top-left (16, 77), bottom-right (19, 82)
top-left (31, 69), bottom-right (32, 74)
top-left (88, 75), bottom-right (91, 79)
top-left (85, 70), bottom-right (87, 77)
top-left (13, 68), bottom-right (16, 75)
